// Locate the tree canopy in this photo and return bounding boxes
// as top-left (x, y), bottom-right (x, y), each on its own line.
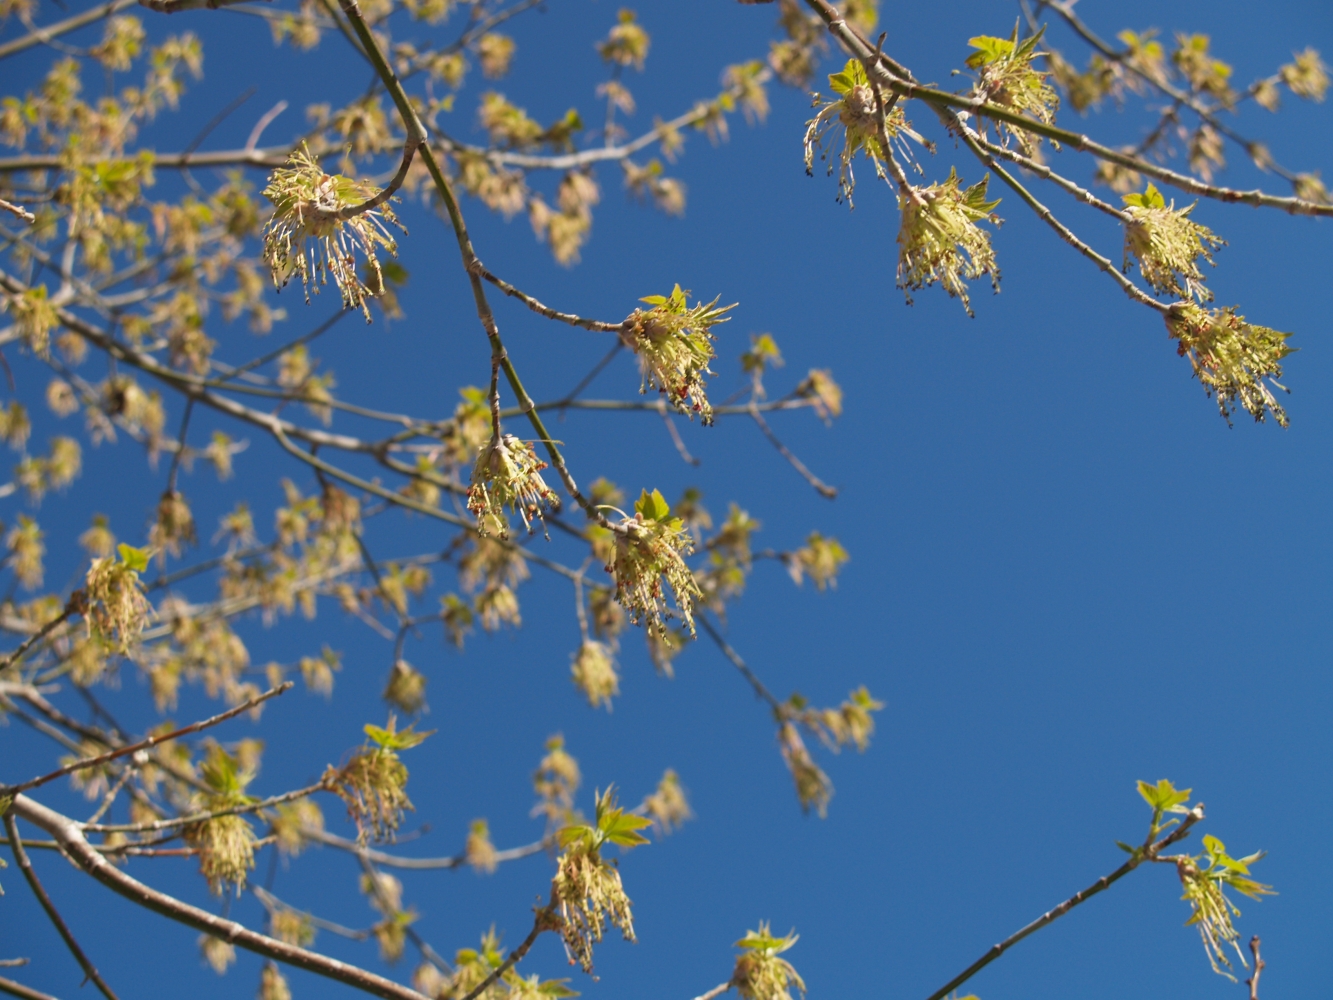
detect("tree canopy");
top-left (1, 1), bottom-right (1330, 999)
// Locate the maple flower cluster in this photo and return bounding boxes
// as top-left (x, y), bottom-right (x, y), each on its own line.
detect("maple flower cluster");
top-left (261, 145), bottom-right (402, 320)
top-left (323, 716), bottom-right (431, 843)
top-left (1122, 184), bottom-right (1225, 301)
top-left (551, 788), bottom-right (650, 972)
top-left (608, 490), bottom-right (703, 640)
top-left (1175, 834), bottom-right (1274, 979)
top-left (967, 26), bottom-right (1060, 153)
top-left (803, 58), bottom-right (921, 204)
top-left (82, 543), bottom-right (152, 653)
top-left (467, 433), bottom-right (560, 538)
top-left (897, 168), bottom-right (1002, 316)
top-left (183, 745), bottom-right (258, 896)
top-left (731, 924), bottom-right (807, 1000)
top-left (621, 286), bottom-right (733, 424)
top-left (1166, 304), bottom-right (1292, 426)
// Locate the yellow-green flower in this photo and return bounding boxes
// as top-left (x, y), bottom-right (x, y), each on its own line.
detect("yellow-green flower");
top-left (621, 286), bottom-right (733, 424)
top-left (467, 433), bottom-right (559, 537)
top-left (1166, 304), bottom-right (1293, 426)
top-left (966, 25), bottom-right (1059, 154)
top-left (803, 58), bottom-right (921, 204)
top-left (731, 923), bottom-right (806, 1000)
top-left (262, 145), bottom-right (402, 321)
top-left (897, 168), bottom-right (1001, 316)
top-left (1122, 184), bottom-right (1225, 301)
top-left (608, 489), bottom-right (702, 639)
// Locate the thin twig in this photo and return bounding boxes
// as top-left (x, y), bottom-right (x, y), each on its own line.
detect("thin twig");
top-left (691, 983), bottom-right (733, 1000)
top-left (0, 603), bottom-right (77, 672)
top-left (0, 974), bottom-right (60, 1000)
top-left (2, 682), bottom-right (292, 797)
top-left (0, 0), bottom-right (136, 60)
top-left (697, 613), bottom-right (781, 710)
top-left (1246, 936), bottom-right (1264, 1000)
top-left (921, 807), bottom-right (1204, 1000)
top-left (749, 403), bottom-right (837, 498)
top-left (2, 813), bottom-right (120, 1000)
top-left (10, 795), bottom-right (431, 1000)
top-left (301, 825), bottom-right (549, 870)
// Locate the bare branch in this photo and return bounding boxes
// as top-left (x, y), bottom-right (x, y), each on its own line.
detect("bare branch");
top-left (0, 973), bottom-right (61, 1000)
top-left (921, 807), bottom-right (1204, 1000)
top-left (0, 0), bottom-right (136, 61)
top-left (9, 795), bottom-right (432, 1000)
top-left (1246, 936), bottom-right (1265, 1000)
top-left (748, 402), bottom-right (837, 498)
top-left (2, 813), bottom-right (120, 1000)
top-left (2, 683), bottom-right (293, 798)
top-left (302, 825), bottom-right (550, 870)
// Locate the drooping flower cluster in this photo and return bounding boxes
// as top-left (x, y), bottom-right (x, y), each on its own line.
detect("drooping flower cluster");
top-left (183, 744), bottom-right (258, 896)
top-left (777, 722), bottom-right (832, 817)
top-left (897, 168), bottom-right (1002, 316)
top-left (967, 26), bottom-right (1060, 154)
top-left (801, 687), bottom-right (885, 753)
top-left (465, 818), bottom-right (498, 874)
top-left (1122, 184), bottom-right (1225, 301)
top-left (82, 542), bottom-right (151, 652)
top-left (261, 145), bottom-right (402, 320)
top-left (621, 286), bottom-right (733, 423)
top-left (1175, 834), bottom-right (1274, 978)
top-left (639, 768), bottom-right (692, 834)
top-left (731, 924), bottom-right (806, 1000)
top-left (1165, 305), bottom-right (1293, 426)
top-left (570, 639), bottom-right (619, 710)
top-left (608, 489), bottom-right (703, 639)
top-left (323, 715), bottom-right (432, 843)
top-left (467, 433), bottom-right (559, 538)
top-left (533, 733), bottom-right (581, 828)
top-left (784, 532), bottom-right (849, 591)
top-left (382, 658), bottom-right (428, 714)
top-left (803, 58), bottom-right (921, 204)
top-left (552, 787), bottom-right (650, 972)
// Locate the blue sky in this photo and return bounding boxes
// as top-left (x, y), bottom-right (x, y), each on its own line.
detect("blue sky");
top-left (2, 1), bottom-right (1331, 998)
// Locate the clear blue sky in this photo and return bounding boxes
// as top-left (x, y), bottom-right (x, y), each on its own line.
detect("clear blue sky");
top-left (3, 1), bottom-right (1331, 998)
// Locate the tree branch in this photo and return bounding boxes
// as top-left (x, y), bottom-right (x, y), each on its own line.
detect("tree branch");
top-left (1, 683), bottom-right (292, 798)
top-left (797, 0), bottom-right (1333, 217)
top-left (921, 806), bottom-right (1204, 1000)
top-left (0, 974), bottom-right (60, 1000)
top-left (8, 795), bottom-right (431, 1000)
top-left (2, 813), bottom-right (120, 1000)
top-left (0, 0), bottom-right (136, 61)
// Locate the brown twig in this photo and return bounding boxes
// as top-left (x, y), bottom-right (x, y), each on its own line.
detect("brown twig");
top-left (921, 807), bottom-right (1204, 1000)
top-left (2, 682), bottom-right (292, 798)
top-left (1246, 936), bottom-right (1265, 1000)
top-left (0, 602), bottom-right (78, 672)
top-left (0, 974), bottom-right (60, 1000)
top-left (0, 199), bottom-right (35, 224)
top-left (748, 402), bottom-right (837, 498)
top-left (0, 0), bottom-right (136, 60)
top-left (9, 795), bottom-right (432, 1000)
top-left (2, 813), bottom-right (120, 1000)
